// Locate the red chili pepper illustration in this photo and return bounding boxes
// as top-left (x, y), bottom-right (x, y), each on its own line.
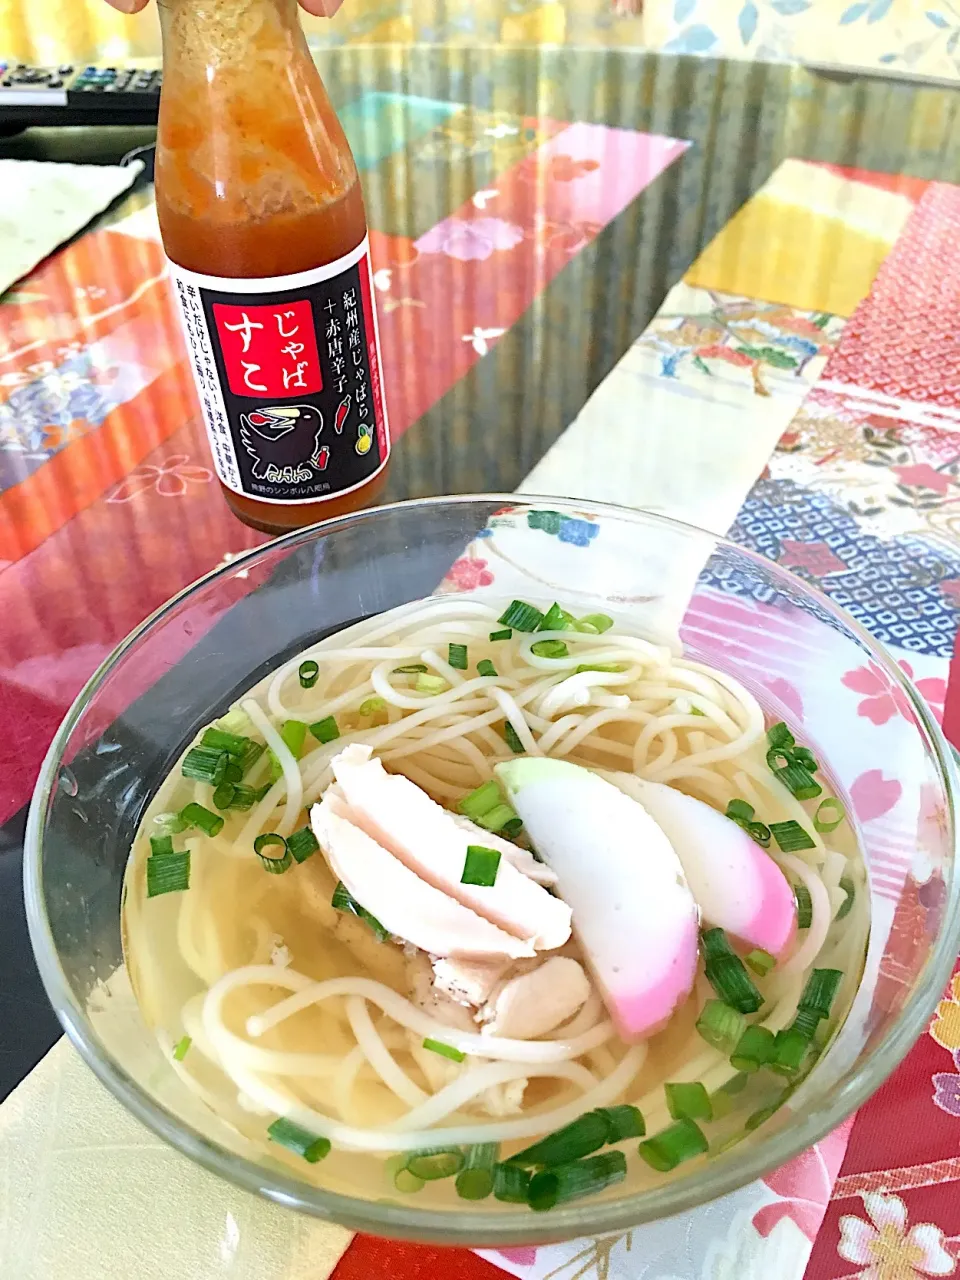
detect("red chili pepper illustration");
top-left (333, 395), bottom-right (351, 434)
top-left (311, 444), bottom-right (330, 471)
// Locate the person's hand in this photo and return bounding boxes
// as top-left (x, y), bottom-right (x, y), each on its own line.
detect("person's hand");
top-left (105, 0), bottom-right (344, 14)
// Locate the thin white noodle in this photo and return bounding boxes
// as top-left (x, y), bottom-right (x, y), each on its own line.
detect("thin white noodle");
top-left (346, 996), bottom-right (426, 1108)
top-left (778, 853), bottom-right (833, 977)
top-left (332, 1044), bottom-right (367, 1122)
top-left (242, 700), bottom-right (302, 836)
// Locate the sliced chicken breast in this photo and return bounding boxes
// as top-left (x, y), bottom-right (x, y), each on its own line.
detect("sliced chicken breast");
top-left (481, 957), bottom-right (591, 1039)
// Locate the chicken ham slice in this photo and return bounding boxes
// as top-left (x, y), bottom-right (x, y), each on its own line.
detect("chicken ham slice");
top-left (330, 745), bottom-right (571, 950)
top-left (311, 791), bottom-right (535, 960)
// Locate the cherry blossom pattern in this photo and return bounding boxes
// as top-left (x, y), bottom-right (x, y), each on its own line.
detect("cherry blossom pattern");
top-left (440, 555), bottom-right (494, 593)
top-left (107, 454), bottom-right (212, 503)
top-left (765, 676), bottom-right (805, 721)
top-left (841, 660), bottom-right (946, 725)
top-left (754, 1119), bottom-right (853, 1243)
top-left (849, 769), bottom-right (903, 822)
top-left (837, 1192), bottom-right (955, 1279)
top-left (414, 216), bottom-right (524, 263)
top-left (931, 974), bottom-right (960, 1054)
top-left (932, 1048), bottom-right (960, 1119)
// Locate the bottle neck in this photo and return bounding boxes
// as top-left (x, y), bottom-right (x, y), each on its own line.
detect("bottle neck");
top-left (158, 0), bottom-right (304, 74)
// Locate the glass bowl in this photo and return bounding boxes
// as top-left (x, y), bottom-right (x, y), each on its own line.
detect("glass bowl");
top-left (24, 495), bottom-right (960, 1246)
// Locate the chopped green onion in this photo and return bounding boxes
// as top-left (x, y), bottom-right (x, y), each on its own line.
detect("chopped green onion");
top-left (416, 673), bottom-right (447, 695)
top-left (173, 1034), bottom-right (191, 1061)
top-left (791, 1007), bottom-right (822, 1040)
top-left (270, 719), bottom-right (308, 779)
top-left (726, 798), bottom-right (755, 824)
top-left (575, 663), bottom-right (626, 674)
top-left (448, 643), bottom-right (468, 670)
top-left (146, 851), bottom-right (191, 897)
top-left (770, 820), bottom-right (816, 853)
top-left (702, 928), bottom-right (763, 1014)
top-left (638, 1118), bottom-right (708, 1173)
top-left (455, 1143), bottom-right (498, 1200)
top-left (393, 663), bottom-right (428, 674)
top-left (461, 845), bottom-right (501, 887)
top-left (745, 1101), bottom-right (783, 1131)
top-left (709, 1073), bottom-right (749, 1119)
top-left (227, 784), bottom-right (259, 810)
top-left (501, 816), bottom-right (524, 839)
top-left (254, 832), bottom-right (291, 874)
top-left (182, 745), bottom-right (229, 786)
top-left (298, 660), bottom-right (319, 689)
top-left (531, 639), bottom-right (569, 659)
top-left (267, 1117), bottom-right (331, 1164)
top-left (528, 1150), bottom-right (627, 1212)
top-left (730, 1024), bottom-right (776, 1073)
top-left (814, 798), bottom-right (846, 833)
top-left (695, 999), bottom-right (746, 1052)
top-left (422, 1037), bottom-right (465, 1063)
top-left (217, 706), bottom-right (253, 738)
top-left (394, 1166), bottom-right (425, 1194)
top-left (506, 1111), bottom-right (610, 1169)
top-left (748, 822), bottom-right (772, 847)
top-left (489, 629), bottom-right (512, 642)
top-left (539, 602), bottom-right (575, 631)
top-left (794, 746), bottom-right (818, 772)
top-left (358, 696), bottom-right (385, 717)
top-left (287, 826), bottom-right (320, 864)
top-left (239, 740), bottom-right (264, 777)
top-left (794, 883), bottom-right (813, 929)
top-left (477, 659), bottom-right (498, 678)
top-left (458, 780), bottom-right (501, 820)
top-left (836, 875), bottom-right (856, 920)
top-left (766, 747), bottom-right (794, 773)
top-left (770, 1027), bottom-right (811, 1076)
top-left (152, 811), bottom-right (188, 835)
top-left (773, 762), bottom-right (822, 802)
top-left (746, 949), bottom-right (776, 977)
top-left (503, 721), bottom-right (525, 754)
top-left (224, 761), bottom-right (243, 784)
top-left (405, 1147), bottom-right (464, 1181)
top-left (201, 727), bottom-right (249, 757)
top-left (179, 802), bottom-right (224, 837)
top-left (665, 1081), bottom-right (713, 1123)
top-left (476, 802), bottom-right (520, 834)
top-left (493, 1162), bottom-right (531, 1203)
top-left (799, 968), bottom-right (844, 1020)
top-left (767, 721), bottom-right (795, 750)
top-left (498, 600), bottom-right (545, 632)
top-left (149, 833), bottom-right (174, 857)
top-left (309, 715), bottom-right (340, 745)
top-left (331, 881), bottom-right (390, 941)
top-left (595, 1104), bottom-right (645, 1141)
top-left (576, 613), bottom-right (614, 633)
top-left (212, 780), bottom-right (236, 810)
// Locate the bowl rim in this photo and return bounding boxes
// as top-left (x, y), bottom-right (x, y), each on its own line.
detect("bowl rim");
top-left (23, 492), bottom-right (960, 1246)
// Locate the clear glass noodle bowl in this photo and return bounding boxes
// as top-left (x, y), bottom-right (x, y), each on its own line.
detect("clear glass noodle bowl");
top-left (24, 496), bottom-right (960, 1246)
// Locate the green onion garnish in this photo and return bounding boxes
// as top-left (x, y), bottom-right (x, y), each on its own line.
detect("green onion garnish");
top-left (270, 720), bottom-right (308, 779)
top-left (224, 761), bottom-right (243, 784)
top-left (539, 602), bottom-right (575, 632)
top-left (726, 798), bottom-right (754, 824)
top-left (770, 820), bottom-right (816, 853)
top-left (179, 802), bottom-right (224, 837)
top-left (173, 1034), bottom-right (191, 1061)
top-left (212, 780), bottom-right (236, 810)
top-left (331, 881), bottom-right (390, 941)
top-left (638, 1118), bottom-right (708, 1173)
top-left (405, 1147), bottom-right (464, 1181)
top-left (767, 721), bottom-right (795, 750)
top-left (794, 746), bottom-right (818, 772)
top-left (594, 1104), bottom-right (645, 1141)
top-left (149, 833), bottom-right (174, 857)
top-left (575, 663), bottom-right (626, 674)
top-left (393, 663), bottom-right (428, 674)
top-left (695, 999), bottom-right (745, 1052)
top-left (665, 1081), bottom-right (713, 1123)
top-left (254, 832), bottom-right (291, 874)
top-left (799, 968), bottom-right (843, 1019)
top-left (814, 798), bottom-right (846, 833)
top-left (730, 1024), bottom-right (775, 1073)
top-left (310, 715), bottom-right (340, 745)
top-left (501, 816), bottom-right (523, 838)
top-left (493, 1163), bottom-right (532, 1203)
top-left (745, 1101), bottom-right (783, 1132)
top-left (766, 747), bottom-right (794, 774)
top-left (770, 1027), bottom-right (811, 1076)
top-left (359, 696), bottom-right (386, 717)
top-left (455, 1143), bottom-right (498, 1200)
top-left (746, 949), bottom-right (776, 977)
top-left (506, 1111), bottom-right (610, 1169)
top-left (227, 783), bottom-right (259, 810)
top-left (458, 779), bottom-right (501, 820)
top-left (287, 826), bottom-right (319, 864)
top-left (503, 721), bottom-right (525, 754)
top-left (422, 1037), bottom-right (465, 1063)
top-left (836, 875), bottom-right (855, 920)
top-left (477, 659), bottom-right (498, 678)
top-left (489, 629), bottom-right (512, 642)
top-left (298, 660), bottom-right (319, 689)
top-left (709, 1073), bottom-right (749, 1118)
top-left (152, 811), bottom-right (188, 835)
top-left (201, 727), bottom-right (249, 758)
top-left (461, 845), bottom-right (501, 887)
top-left (528, 1150), bottom-right (627, 1212)
top-left (773, 762), bottom-right (822, 802)
top-left (239, 740), bottom-right (264, 777)
top-left (393, 1165), bottom-right (425, 1194)
top-left (146, 850), bottom-right (191, 897)
top-left (182, 745), bottom-right (229, 786)
top-left (476, 803), bottom-right (520, 835)
top-left (701, 928), bottom-right (763, 1014)
top-left (794, 883), bottom-right (813, 929)
top-left (498, 600), bottom-right (544, 632)
top-left (531, 639), bottom-right (569, 659)
top-left (576, 613), bottom-right (614, 633)
top-left (448, 643), bottom-right (468, 670)
top-left (267, 1117), bottom-right (331, 1164)
top-left (416, 673), bottom-right (447, 695)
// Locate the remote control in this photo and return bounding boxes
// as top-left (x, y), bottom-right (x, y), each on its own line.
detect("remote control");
top-left (0, 62), bottom-right (162, 127)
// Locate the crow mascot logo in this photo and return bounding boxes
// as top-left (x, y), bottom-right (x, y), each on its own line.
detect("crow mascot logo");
top-left (238, 405), bottom-right (328, 484)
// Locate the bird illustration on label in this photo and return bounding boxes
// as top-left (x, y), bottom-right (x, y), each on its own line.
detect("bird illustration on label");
top-left (238, 405), bottom-right (328, 484)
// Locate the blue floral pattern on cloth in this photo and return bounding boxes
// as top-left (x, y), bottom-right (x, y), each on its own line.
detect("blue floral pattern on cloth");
top-left (705, 478), bottom-right (960, 656)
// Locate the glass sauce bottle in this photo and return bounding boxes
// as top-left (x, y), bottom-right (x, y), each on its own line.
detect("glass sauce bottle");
top-left (156, 0), bottom-right (389, 534)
